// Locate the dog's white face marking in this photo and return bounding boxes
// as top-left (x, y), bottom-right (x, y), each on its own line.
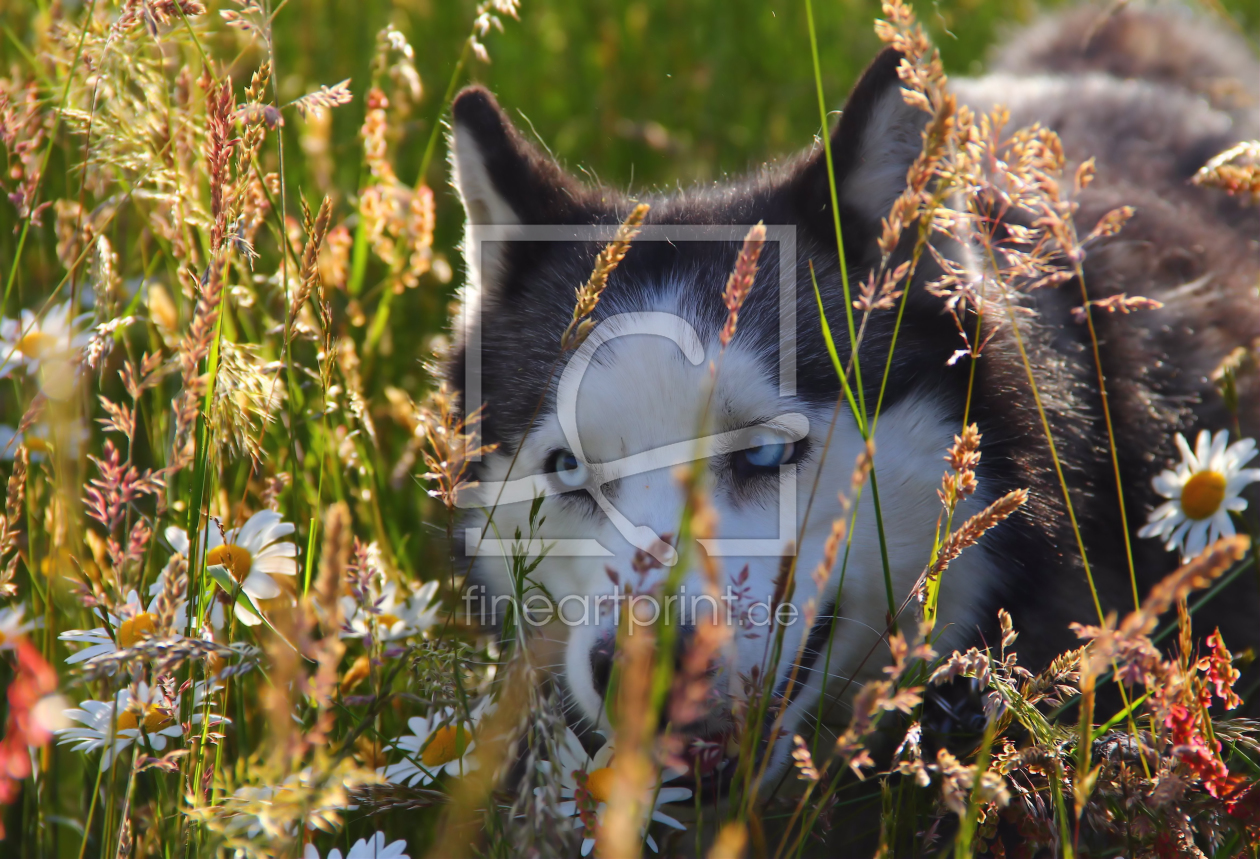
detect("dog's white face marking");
top-left (462, 295), bottom-right (997, 783)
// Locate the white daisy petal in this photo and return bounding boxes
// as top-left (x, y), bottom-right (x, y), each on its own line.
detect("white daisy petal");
top-left (255, 541), bottom-right (299, 559)
top-left (234, 509), bottom-right (282, 547)
top-left (1224, 439), bottom-right (1257, 470)
top-left (1174, 433), bottom-right (1195, 470)
top-left (165, 526), bottom-right (191, 555)
top-left (233, 603), bottom-right (264, 626)
top-left (1184, 520), bottom-right (1209, 559)
top-left (651, 810), bottom-right (688, 830)
top-left (1165, 517), bottom-right (1192, 552)
top-left (1207, 430), bottom-right (1229, 471)
top-left (1151, 472), bottom-right (1181, 498)
top-left (242, 572), bottom-right (281, 600)
top-left (251, 555), bottom-right (298, 576)
top-left (1194, 430), bottom-right (1212, 468)
top-left (654, 788), bottom-right (693, 805)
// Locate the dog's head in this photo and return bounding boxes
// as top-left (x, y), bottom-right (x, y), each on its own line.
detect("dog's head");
top-left (446, 49), bottom-right (996, 788)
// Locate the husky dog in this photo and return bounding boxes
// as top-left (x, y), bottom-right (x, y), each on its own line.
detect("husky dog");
top-left (446, 4), bottom-right (1259, 796)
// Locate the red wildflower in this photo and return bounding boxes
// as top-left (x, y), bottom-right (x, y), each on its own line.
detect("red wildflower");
top-left (1198, 627), bottom-right (1243, 711)
top-left (1166, 703), bottom-right (1234, 799)
top-left (0, 640), bottom-right (61, 837)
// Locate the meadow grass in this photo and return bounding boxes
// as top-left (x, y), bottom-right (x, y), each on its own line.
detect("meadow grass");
top-left (0, 1), bottom-right (1258, 857)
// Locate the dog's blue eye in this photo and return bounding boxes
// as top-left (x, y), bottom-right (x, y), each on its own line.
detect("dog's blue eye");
top-left (547, 449), bottom-right (589, 488)
top-left (743, 433), bottom-right (795, 468)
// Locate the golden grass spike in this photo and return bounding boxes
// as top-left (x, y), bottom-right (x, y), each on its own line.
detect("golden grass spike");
top-left (289, 195), bottom-right (333, 342)
top-left (314, 501), bottom-right (351, 627)
top-left (1192, 140), bottom-right (1260, 204)
top-left (561, 202), bottom-right (650, 351)
top-left (720, 221), bottom-right (766, 347)
top-left (928, 488), bottom-right (1028, 581)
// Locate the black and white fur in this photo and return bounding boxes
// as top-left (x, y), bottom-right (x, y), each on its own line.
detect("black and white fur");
top-left (445, 3), bottom-right (1260, 795)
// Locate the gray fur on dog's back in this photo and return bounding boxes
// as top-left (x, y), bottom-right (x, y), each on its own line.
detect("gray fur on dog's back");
top-left (951, 3), bottom-right (1259, 672)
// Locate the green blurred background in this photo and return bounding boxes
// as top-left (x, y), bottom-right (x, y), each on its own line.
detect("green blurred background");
top-left (262, 0), bottom-right (1254, 187)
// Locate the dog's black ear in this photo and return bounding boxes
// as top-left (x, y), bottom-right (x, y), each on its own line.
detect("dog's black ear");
top-left (450, 86), bottom-right (591, 301)
top-left (790, 48), bottom-right (926, 259)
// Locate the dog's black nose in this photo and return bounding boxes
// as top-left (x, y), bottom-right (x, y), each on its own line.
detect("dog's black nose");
top-left (589, 635), bottom-right (616, 699)
top-left (673, 624), bottom-right (697, 675)
top-left (588, 625), bottom-right (698, 700)
top-left (922, 676), bottom-right (988, 757)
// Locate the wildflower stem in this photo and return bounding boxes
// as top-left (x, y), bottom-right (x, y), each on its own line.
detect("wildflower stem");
top-left (303, 415), bottom-right (331, 593)
top-left (991, 264), bottom-right (1103, 624)
top-left (113, 745), bottom-right (139, 859)
top-left (804, 0), bottom-right (896, 629)
top-left (1073, 268), bottom-right (1140, 610)
top-left (76, 751), bottom-right (106, 859)
top-left (261, 6), bottom-right (308, 611)
top-left (416, 37), bottom-right (473, 192)
top-left (952, 715), bottom-right (992, 856)
top-left (1050, 757), bottom-right (1076, 859)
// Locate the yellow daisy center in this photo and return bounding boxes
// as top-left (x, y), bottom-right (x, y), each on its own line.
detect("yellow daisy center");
top-left (585, 767), bottom-right (615, 805)
top-left (206, 544), bottom-right (253, 582)
top-left (118, 612), bottom-right (157, 648)
top-left (378, 612), bottom-right (401, 628)
top-left (421, 725), bottom-right (464, 767)
top-left (1181, 470), bottom-right (1227, 520)
top-left (117, 705), bottom-right (174, 734)
top-left (23, 436), bottom-right (50, 454)
top-left (16, 330), bottom-right (58, 359)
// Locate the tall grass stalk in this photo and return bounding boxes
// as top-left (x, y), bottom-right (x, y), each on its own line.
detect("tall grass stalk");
top-left (803, 0), bottom-right (897, 628)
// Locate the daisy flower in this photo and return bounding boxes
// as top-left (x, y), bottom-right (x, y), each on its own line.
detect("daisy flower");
top-left (58, 583), bottom-right (187, 665)
top-left (341, 579), bottom-right (441, 642)
top-left (539, 728), bottom-right (691, 856)
top-left (0, 604), bottom-right (40, 649)
top-left (57, 681), bottom-right (226, 771)
top-left (378, 701), bottom-right (489, 786)
top-left (166, 510), bottom-right (298, 627)
top-left (55, 681), bottom-right (183, 770)
top-left (1139, 429), bottom-right (1260, 559)
top-left (303, 833), bottom-right (410, 859)
top-left (0, 301), bottom-right (92, 378)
